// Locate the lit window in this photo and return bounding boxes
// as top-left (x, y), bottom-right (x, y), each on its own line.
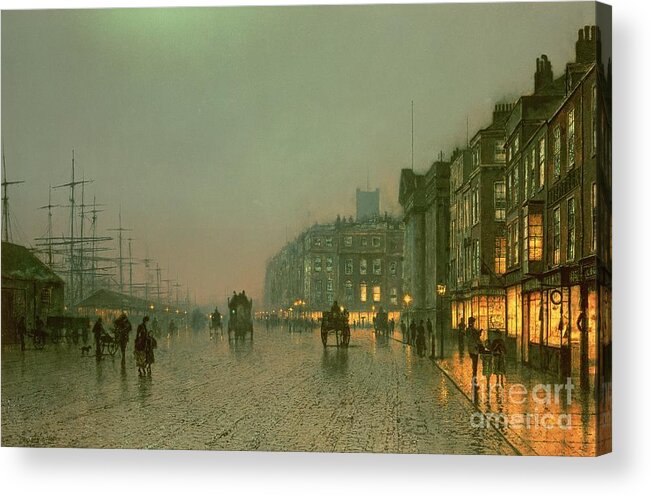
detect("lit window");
top-left (567, 198), bottom-right (576, 261)
top-left (495, 140), bottom-right (506, 161)
top-left (41, 288), bottom-right (52, 305)
top-left (568, 108), bottom-right (575, 168)
top-left (360, 282), bottom-right (367, 303)
top-left (494, 181), bottom-right (506, 220)
top-left (592, 85), bottom-right (598, 154)
top-left (539, 138), bottom-right (546, 187)
top-left (474, 239), bottom-right (480, 277)
top-left (530, 148), bottom-right (537, 195)
top-left (553, 207), bottom-right (561, 265)
top-left (372, 285), bottom-right (381, 303)
top-left (591, 183), bottom-right (597, 253)
top-left (345, 280), bottom-right (353, 303)
top-left (495, 237), bottom-right (506, 275)
top-left (553, 125), bottom-right (561, 180)
top-left (525, 213), bottom-right (543, 261)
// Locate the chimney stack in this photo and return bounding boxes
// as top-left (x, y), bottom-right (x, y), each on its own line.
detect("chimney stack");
top-left (575, 25), bottom-right (601, 64)
top-left (534, 54), bottom-right (553, 92)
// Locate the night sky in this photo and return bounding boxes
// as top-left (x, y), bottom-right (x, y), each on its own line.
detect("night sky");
top-left (1, 2), bottom-right (597, 304)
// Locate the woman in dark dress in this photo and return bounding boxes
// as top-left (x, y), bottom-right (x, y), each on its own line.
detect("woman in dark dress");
top-left (134, 316), bottom-right (149, 376)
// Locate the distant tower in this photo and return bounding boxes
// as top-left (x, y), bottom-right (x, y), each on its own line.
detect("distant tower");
top-left (356, 188), bottom-right (380, 222)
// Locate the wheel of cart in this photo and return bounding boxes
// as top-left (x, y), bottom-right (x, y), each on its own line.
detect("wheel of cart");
top-left (100, 334), bottom-right (119, 357)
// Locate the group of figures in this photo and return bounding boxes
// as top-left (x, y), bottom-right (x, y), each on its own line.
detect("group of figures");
top-left (91, 313), bottom-right (157, 375)
top-left (399, 319), bottom-right (432, 357)
top-left (458, 316), bottom-right (507, 390)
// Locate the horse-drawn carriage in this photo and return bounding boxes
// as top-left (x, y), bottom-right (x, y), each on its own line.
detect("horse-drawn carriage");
top-left (320, 309), bottom-right (351, 348)
top-left (227, 292), bottom-right (253, 339)
top-left (373, 308), bottom-right (389, 335)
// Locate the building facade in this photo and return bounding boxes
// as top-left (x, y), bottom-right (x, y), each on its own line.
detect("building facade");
top-left (449, 104), bottom-right (512, 335)
top-left (1, 241), bottom-right (65, 342)
top-left (399, 158), bottom-right (450, 333)
top-left (264, 191), bottom-right (405, 324)
top-left (502, 26), bottom-right (611, 386)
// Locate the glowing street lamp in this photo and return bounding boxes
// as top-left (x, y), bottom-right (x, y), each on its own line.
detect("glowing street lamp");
top-left (436, 284), bottom-right (447, 296)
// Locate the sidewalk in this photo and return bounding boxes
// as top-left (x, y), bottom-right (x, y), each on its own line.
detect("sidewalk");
top-left (396, 330), bottom-right (598, 456)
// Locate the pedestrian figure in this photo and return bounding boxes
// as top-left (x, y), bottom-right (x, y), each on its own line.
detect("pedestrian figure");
top-left (17, 315), bottom-right (26, 351)
top-left (81, 321), bottom-right (89, 344)
top-left (466, 317), bottom-right (483, 387)
top-left (114, 312), bottom-right (132, 365)
top-left (35, 315), bottom-right (45, 342)
top-left (416, 320), bottom-right (426, 357)
top-left (145, 327), bottom-right (157, 375)
top-left (426, 318), bottom-right (434, 356)
top-left (389, 318), bottom-right (395, 335)
top-left (409, 320), bottom-right (417, 346)
top-left (134, 316), bottom-right (150, 376)
top-left (457, 317), bottom-right (466, 356)
top-left (491, 337), bottom-right (507, 387)
top-left (152, 317), bottom-right (160, 336)
top-left (92, 317), bottom-right (104, 360)
top-left (400, 320), bottom-right (407, 343)
top-left (480, 338), bottom-right (493, 393)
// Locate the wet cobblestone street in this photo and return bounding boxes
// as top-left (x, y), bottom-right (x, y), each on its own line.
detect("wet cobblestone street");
top-left (2, 324), bottom-right (516, 454)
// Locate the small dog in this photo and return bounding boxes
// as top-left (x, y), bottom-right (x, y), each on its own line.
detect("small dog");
top-left (80, 346), bottom-right (92, 356)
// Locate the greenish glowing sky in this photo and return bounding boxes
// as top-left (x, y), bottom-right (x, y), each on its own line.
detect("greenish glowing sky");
top-left (1, 3), bottom-right (600, 304)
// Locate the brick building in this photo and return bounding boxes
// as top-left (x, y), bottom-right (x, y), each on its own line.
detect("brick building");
top-left (449, 104), bottom-right (512, 335)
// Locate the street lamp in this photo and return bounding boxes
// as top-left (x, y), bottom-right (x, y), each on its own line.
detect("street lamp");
top-left (403, 293), bottom-right (412, 343)
top-left (435, 283), bottom-right (448, 358)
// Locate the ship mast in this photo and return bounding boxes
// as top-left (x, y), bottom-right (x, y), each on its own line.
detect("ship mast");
top-left (1, 144), bottom-right (25, 243)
